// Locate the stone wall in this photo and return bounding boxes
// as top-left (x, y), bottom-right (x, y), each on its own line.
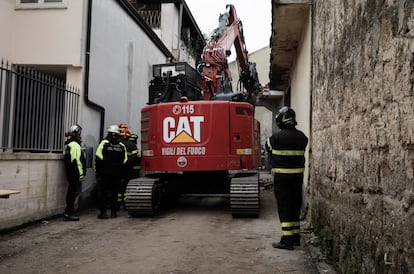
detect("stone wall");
top-left (310, 0), bottom-right (414, 273)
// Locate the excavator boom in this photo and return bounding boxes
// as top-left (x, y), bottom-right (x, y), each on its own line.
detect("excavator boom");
top-left (201, 4), bottom-right (261, 102)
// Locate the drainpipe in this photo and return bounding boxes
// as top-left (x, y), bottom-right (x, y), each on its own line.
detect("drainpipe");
top-left (84, 0), bottom-right (105, 140)
top-left (177, 2), bottom-right (183, 52)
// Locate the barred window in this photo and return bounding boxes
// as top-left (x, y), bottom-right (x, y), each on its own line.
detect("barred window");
top-left (0, 60), bottom-right (79, 153)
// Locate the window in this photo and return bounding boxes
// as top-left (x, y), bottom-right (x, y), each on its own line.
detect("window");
top-left (16, 0), bottom-right (67, 9)
top-left (0, 61), bottom-right (79, 153)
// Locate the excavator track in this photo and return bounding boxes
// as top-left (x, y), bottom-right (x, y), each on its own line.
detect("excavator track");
top-left (125, 178), bottom-right (163, 216)
top-left (230, 173), bottom-right (260, 217)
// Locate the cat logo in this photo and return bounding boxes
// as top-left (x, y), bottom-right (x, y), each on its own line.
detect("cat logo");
top-left (163, 116), bottom-right (204, 143)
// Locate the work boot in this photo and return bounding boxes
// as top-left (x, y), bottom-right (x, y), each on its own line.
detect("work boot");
top-left (97, 211), bottom-right (108, 219)
top-left (272, 242), bottom-right (294, 250)
top-left (64, 213), bottom-right (80, 221)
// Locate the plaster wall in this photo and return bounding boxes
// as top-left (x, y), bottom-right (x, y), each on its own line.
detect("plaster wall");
top-left (160, 3), bottom-right (179, 59)
top-left (0, 0), bottom-right (14, 59)
top-left (9, 1), bottom-right (84, 65)
top-left (290, 14), bottom-right (311, 186)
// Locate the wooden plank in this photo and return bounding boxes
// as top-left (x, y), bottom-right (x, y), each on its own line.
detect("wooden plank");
top-left (0, 189), bottom-right (20, 199)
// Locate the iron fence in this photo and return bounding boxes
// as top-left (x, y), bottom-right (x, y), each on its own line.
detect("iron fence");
top-left (0, 59), bottom-right (80, 153)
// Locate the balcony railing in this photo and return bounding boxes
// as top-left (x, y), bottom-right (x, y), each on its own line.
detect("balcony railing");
top-left (138, 9), bottom-right (161, 28)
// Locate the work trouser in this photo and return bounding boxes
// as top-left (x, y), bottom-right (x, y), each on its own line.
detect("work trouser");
top-left (65, 177), bottom-right (81, 215)
top-left (97, 175), bottom-right (121, 213)
top-left (273, 172), bottom-right (303, 245)
top-left (117, 176), bottom-right (129, 207)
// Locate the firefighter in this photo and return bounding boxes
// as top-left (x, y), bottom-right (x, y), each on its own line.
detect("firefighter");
top-left (95, 125), bottom-right (127, 219)
top-left (265, 106), bottom-right (308, 250)
top-left (118, 123), bottom-right (128, 136)
top-left (63, 124), bottom-right (86, 221)
top-left (128, 133), bottom-right (141, 179)
top-left (117, 126), bottom-right (139, 209)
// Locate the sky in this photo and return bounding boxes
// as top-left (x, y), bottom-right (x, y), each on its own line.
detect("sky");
top-left (185, 0), bottom-right (272, 56)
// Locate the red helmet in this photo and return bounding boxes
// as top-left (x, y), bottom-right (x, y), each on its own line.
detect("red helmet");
top-left (118, 123), bottom-right (129, 135)
top-left (118, 123), bottom-right (128, 130)
top-left (120, 128), bottom-right (131, 138)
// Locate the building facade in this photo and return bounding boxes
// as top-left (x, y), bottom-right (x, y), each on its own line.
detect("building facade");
top-left (0, 0), bottom-right (204, 231)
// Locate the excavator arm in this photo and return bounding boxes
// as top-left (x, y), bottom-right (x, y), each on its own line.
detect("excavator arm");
top-left (200, 4), bottom-right (261, 102)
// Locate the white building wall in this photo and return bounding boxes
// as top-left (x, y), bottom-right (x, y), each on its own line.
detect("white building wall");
top-left (290, 17), bottom-right (311, 141)
top-left (86, 0), bottom-right (169, 144)
top-left (160, 3), bottom-right (179, 59)
top-left (10, 1), bottom-right (84, 65)
top-left (150, 3), bottom-right (195, 67)
top-left (0, 0), bottom-right (14, 59)
top-left (290, 15), bottom-right (311, 185)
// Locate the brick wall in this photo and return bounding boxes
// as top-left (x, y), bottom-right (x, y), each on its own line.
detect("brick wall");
top-left (310, 0), bottom-right (414, 272)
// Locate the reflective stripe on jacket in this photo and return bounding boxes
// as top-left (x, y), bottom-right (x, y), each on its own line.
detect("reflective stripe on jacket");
top-left (64, 139), bottom-right (86, 180)
top-left (266, 127), bottom-right (308, 174)
top-left (95, 138), bottom-right (127, 176)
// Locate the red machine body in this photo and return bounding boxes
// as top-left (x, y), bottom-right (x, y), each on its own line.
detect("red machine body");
top-left (141, 99), bottom-right (261, 172)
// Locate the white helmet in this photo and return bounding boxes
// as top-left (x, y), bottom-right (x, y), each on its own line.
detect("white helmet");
top-left (65, 124), bottom-right (82, 138)
top-left (107, 124), bottom-right (119, 134)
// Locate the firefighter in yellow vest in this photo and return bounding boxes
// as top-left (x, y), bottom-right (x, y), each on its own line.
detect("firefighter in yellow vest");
top-left (63, 124), bottom-right (86, 221)
top-left (265, 106), bottom-right (308, 250)
top-left (95, 125), bottom-right (127, 219)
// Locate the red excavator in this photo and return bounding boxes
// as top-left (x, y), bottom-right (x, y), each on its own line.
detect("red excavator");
top-left (125, 4), bottom-right (262, 217)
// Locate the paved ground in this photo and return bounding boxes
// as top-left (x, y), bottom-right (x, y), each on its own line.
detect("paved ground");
top-left (0, 172), bottom-right (334, 274)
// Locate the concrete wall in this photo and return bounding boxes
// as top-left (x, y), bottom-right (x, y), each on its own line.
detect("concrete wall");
top-left (310, 0), bottom-right (414, 272)
top-left (0, 154), bottom-right (66, 230)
